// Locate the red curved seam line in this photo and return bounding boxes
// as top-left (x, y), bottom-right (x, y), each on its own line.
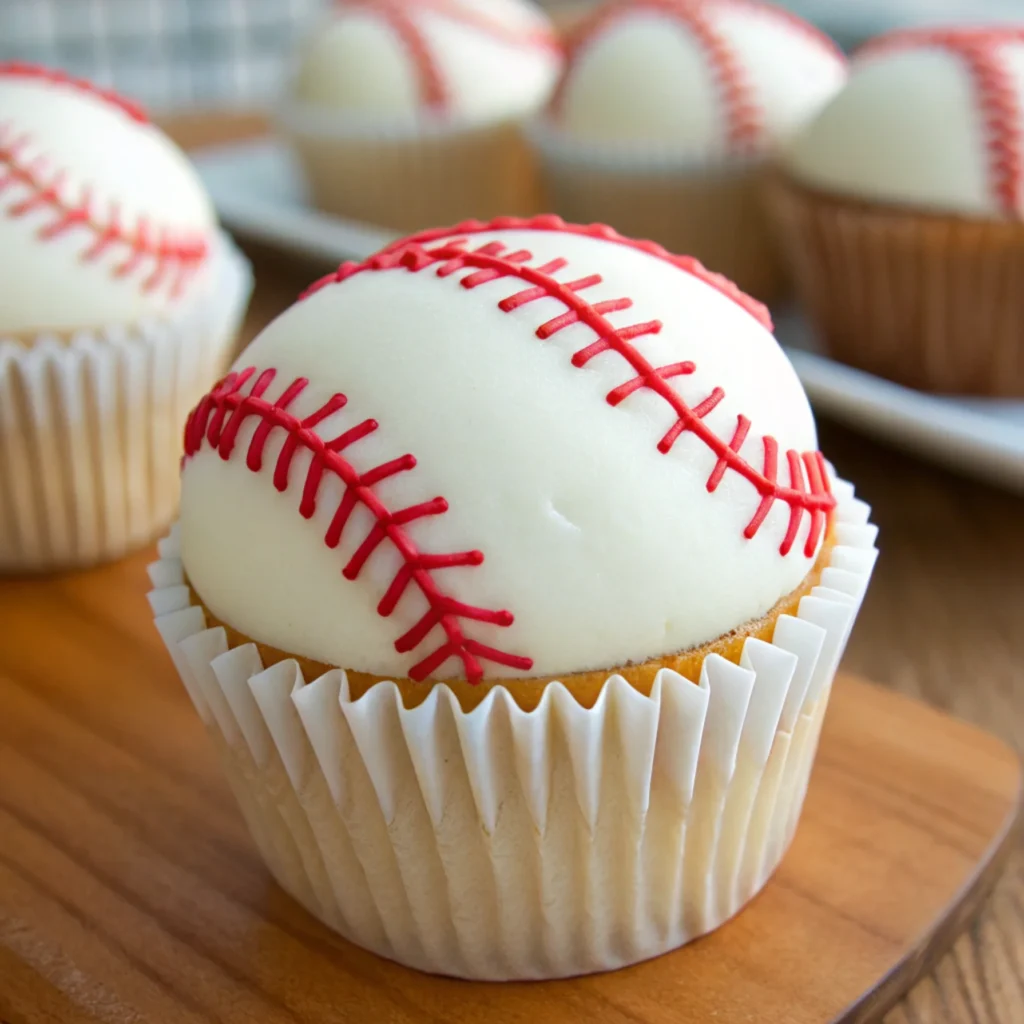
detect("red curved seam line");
top-left (364, 2), bottom-right (448, 111)
top-left (391, 0), bottom-right (559, 51)
top-left (0, 61), bottom-right (148, 123)
top-left (857, 28), bottom-right (1024, 216)
top-left (314, 228), bottom-right (833, 557)
top-left (340, 0), bottom-right (558, 52)
top-left (305, 214), bottom-right (773, 330)
top-left (0, 121), bottom-right (209, 296)
top-left (182, 368), bottom-right (531, 684)
top-left (661, 0), bottom-right (762, 152)
top-left (551, 0), bottom-right (762, 152)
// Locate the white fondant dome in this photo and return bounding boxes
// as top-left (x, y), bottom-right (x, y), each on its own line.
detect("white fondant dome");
top-left (549, 0), bottom-right (846, 158)
top-left (290, 0), bottom-right (562, 124)
top-left (784, 27), bottom-right (1024, 219)
top-left (0, 63), bottom-right (217, 334)
top-left (180, 217), bottom-right (833, 683)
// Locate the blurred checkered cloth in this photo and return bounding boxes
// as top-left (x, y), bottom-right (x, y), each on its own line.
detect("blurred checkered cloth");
top-left (0, 0), bottom-right (325, 112)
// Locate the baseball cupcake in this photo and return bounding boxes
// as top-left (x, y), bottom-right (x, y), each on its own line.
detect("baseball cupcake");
top-left (530, 0), bottom-right (846, 302)
top-left (0, 64), bottom-right (250, 572)
top-left (150, 215), bottom-right (876, 979)
top-left (282, 0), bottom-right (562, 230)
top-left (773, 27), bottom-right (1024, 396)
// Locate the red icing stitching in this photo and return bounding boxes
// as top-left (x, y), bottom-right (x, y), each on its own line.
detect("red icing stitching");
top-left (0, 61), bottom-right (148, 123)
top-left (858, 28), bottom-right (1024, 216)
top-left (305, 215), bottom-right (833, 557)
top-left (0, 66), bottom-right (209, 296)
top-left (318, 214), bottom-right (773, 328)
top-left (362, 3), bottom-right (447, 110)
top-left (183, 367), bottom-right (532, 684)
top-left (552, 0), bottom-right (840, 154)
top-left (337, 0), bottom-right (558, 113)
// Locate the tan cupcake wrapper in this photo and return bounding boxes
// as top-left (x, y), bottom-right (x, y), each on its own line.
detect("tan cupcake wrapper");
top-left (0, 235), bottom-right (252, 573)
top-left (148, 475), bottom-right (876, 980)
top-left (768, 175), bottom-right (1024, 397)
top-left (528, 125), bottom-right (788, 304)
top-left (280, 103), bottom-right (545, 233)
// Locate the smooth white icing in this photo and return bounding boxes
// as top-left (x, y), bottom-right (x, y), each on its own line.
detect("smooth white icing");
top-left (554, 0), bottom-right (846, 157)
top-left (0, 72), bottom-right (216, 333)
top-left (180, 225), bottom-right (824, 681)
top-left (290, 0), bottom-right (561, 125)
top-left (785, 38), bottom-right (1024, 218)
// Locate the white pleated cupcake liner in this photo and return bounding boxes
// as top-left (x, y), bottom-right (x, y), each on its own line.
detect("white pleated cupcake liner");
top-left (148, 474), bottom-right (876, 980)
top-left (0, 233), bottom-right (252, 573)
top-left (527, 122), bottom-right (786, 302)
top-left (278, 102), bottom-right (545, 233)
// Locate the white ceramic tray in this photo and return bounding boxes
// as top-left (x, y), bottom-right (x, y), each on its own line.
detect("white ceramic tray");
top-left (192, 137), bottom-right (1024, 494)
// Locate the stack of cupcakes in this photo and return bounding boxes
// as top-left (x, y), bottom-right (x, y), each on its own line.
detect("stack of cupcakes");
top-left (0, 63), bottom-right (251, 571)
top-left (281, 0), bottom-right (563, 230)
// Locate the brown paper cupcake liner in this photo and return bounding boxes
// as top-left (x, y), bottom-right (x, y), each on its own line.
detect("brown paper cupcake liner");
top-left (281, 104), bottom-right (545, 232)
top-left (528, 127), bottom-right (788, 303)
top-left (768, 175), bottom-right (1024, 396)
top-left (0, 235), bottom-right (252, 573)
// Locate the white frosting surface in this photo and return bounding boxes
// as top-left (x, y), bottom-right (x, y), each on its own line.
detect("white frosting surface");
top-left (0, 69), bottom-right (216, 333)
top-left (291, 0), bottom-right (561, 124)
top-left (180, 223), bottom-right (826, 681)
top-left (553, 0), bottom-right (846, 157)
top-left (785, 33), bottom-right (1024, 218)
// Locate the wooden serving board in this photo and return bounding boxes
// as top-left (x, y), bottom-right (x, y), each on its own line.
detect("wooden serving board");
top-left (0, 551), bottom-right (1019, 1024)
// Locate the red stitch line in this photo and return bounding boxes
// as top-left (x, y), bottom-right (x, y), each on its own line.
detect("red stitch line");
top-left (551, 0), bottom-right (841, 154)
top-left (306, 215), bottom-right (832, 557)
top-left (858, 27), bottom-right (1024, 217)
top-left (0, 119), bottom-right (209, 296)
top-left (0, 61), bottom-right (148, 123)
top-left (183, 367), bottom-right (532, 684)
top-left (310, 214), bottom-right (771, 323)
top-left (306, 214), bottom-right (773, 328)
top-left (336, 0), bottom-right (559, 113)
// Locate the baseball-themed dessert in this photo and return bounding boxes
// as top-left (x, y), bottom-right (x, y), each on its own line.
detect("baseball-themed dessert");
top-left (149, 215), bottom-right (876, 979)
top-left (530, 0), bottom-right (846, 301)
top-left (773, 26), bottom-right (1024, 396)
top-left (0, 63), bottom-right (251, 572)
top-left (282, 0), bottom-right (562, 230)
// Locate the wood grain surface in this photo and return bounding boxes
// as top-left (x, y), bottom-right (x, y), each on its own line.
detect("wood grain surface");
top-left (0, 245), bottom-right (1021, 1024)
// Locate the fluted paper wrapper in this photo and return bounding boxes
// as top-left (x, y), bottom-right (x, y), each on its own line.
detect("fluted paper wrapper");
top-left (769, 174), bottom-right (1024, 396)
top-left (529, 125), bottom-right (788, 304)
top-left (0, 234), bottom-right (252, 572)
top-left (149, 477), bottom-right (876, 979)
top-left (280, 103), bottom-right (544, 233)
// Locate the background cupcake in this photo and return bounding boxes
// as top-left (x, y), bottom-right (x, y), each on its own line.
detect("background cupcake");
top-left (772, 26), bottom-right (1024, 396)
top-left (150, 215), bottom-right (876, 979)
top-left (281, 0), bottom-right (563, 230)
top-left (0, 63), bottom-right (251, 572)
top-left (530, 0), bottom-right (846, 302)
